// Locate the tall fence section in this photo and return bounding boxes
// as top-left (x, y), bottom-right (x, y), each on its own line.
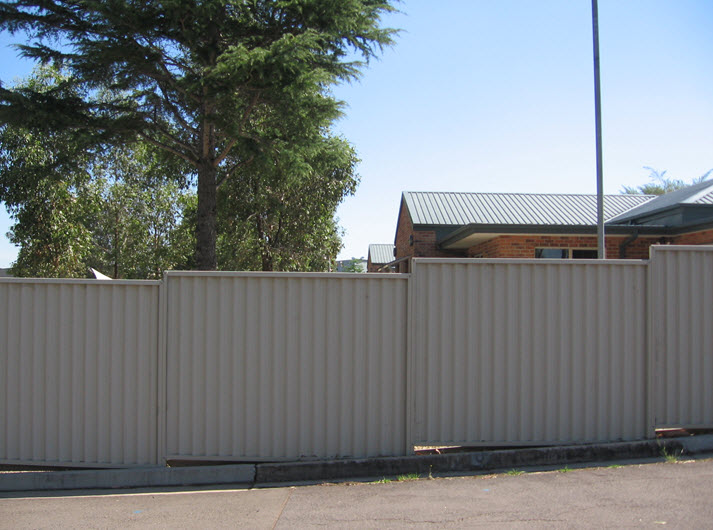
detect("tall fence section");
top-left (649, 246), bottom-right (713, 429)
top-left (1, 246), bottom-right (711, 467)
top-left (411, 259), bottom-right (649, 447)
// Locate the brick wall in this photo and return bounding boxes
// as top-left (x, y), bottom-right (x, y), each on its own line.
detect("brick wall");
top-left (394, 199), bottom-right (415, 260)
top-left (394, 200), bottom-right (465, 261)
top-left (465, 234), bottom-right (665, 259)
top-left (672, 228), bottom-right (713, 245)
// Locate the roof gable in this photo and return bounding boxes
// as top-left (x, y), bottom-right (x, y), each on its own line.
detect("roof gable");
top-left (368, 244), bottom-right (395, 264)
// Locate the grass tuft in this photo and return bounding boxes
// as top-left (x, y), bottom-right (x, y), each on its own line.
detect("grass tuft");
top-left (661, 447), bottom-right (681, 463)
top-left (397, 473), bottom-right (420, 481)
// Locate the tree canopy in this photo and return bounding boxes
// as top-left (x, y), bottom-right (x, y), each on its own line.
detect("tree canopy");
top-left (1, 100), bottom-right (195, 278)
top-left (0, 0), bottom-right (397, 269)
top-left (622, 167), bottom-right (712, 196)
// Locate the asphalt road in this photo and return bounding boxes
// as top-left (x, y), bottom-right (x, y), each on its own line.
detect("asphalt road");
top-left (2, 458), bottom-right (712, 528)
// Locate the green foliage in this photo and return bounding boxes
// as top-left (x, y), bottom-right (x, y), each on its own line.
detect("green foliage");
top-left (1, 70), bottom-right (195, 278)
top-left (341, 257), bottom-right (366, 273)
top-left (217, 133), bottom-right (359, 271)
top-left (0, 0), bottom-right (397, 269)
top-left (8, 179), bottom-right (96, 278)
top-left (621, 167), bottom-right (712, 196)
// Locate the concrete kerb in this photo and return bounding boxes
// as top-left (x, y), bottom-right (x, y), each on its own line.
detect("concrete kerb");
top-left (256, 435), bottom-right (713, 484)
top-left (2, 435), bottom-right (712, 493)
top-left (0, 464), bottom-right (256, 493)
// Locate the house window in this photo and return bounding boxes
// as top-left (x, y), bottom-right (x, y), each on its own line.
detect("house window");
top-left (571, 248), bottom-right (598, 259)
top-left (535, 248), bottom-right (598, 259)
top-left (535, 248), bottom-right (568, 259)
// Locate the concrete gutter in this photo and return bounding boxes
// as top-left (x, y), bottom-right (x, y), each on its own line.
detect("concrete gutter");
top-left (2, 436), bottom-right (712, 493)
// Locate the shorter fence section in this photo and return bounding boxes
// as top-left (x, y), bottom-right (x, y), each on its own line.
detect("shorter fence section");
top-left (411, 259), bottom-right (650, 447)
top-left (0, 279), bottom-right (160, 467)
top-left (164, 272), bottom-right (409, 461)
top-left (650, 246), bottom-right (713, 428)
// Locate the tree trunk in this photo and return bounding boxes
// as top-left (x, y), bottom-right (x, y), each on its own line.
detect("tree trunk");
top-left (256, 215), bottom-right (273, 271)
top-left (261, 250), bottom-right (273, 271)
top-left (196, 163), bottom-right (218, 270)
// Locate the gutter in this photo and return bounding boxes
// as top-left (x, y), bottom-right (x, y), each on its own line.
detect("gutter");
top-left (618, 230), bottom-right (639, 259)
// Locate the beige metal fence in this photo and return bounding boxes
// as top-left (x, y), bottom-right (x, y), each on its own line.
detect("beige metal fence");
top-left (163, 272), bottom-right (410, 461)
top-left (0, 279), bottom-right (160, 467)
top-left (1, 246), bottom-right (711, 467)
top-left (410, 259), bottom-right (650, 446)
top-left (650, 246), bottom-right (713, 429)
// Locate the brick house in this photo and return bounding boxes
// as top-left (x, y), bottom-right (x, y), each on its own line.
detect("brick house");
top-left (383, 180), bottom-right (713, 272)
top-left (367, 244), bottom-right (396, 272)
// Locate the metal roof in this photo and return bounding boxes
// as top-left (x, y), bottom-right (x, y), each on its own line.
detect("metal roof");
top-left (368, 244), bottom-right (395, 264)
top-left (609, 180), bottom-right (713, 223)
top-left (403, 191), bottom-right (654, 227)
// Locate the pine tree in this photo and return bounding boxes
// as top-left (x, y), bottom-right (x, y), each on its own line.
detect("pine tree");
top-left (0, 0), bottom-right (396, 269)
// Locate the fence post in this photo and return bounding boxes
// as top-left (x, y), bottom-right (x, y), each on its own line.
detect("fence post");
top-left (157, 272), bottom-right (169, 465)
top-left (646, 248), bottom-right (657, 438)
top-left (405, 261), bottom-right (415, 455)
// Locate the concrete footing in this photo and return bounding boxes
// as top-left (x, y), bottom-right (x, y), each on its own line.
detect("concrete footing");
top-left (2, 435), bottom-right (712, 493)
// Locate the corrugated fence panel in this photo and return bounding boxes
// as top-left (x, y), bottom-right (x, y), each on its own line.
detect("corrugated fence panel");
top-left (411, 259), bottom-right (649, 446)
top-left (650, 246), bottom-right (713, 428)
top-left (164, 272), bottom-right (409, 460)
top-left (0, 279), bottom-right (160, 466)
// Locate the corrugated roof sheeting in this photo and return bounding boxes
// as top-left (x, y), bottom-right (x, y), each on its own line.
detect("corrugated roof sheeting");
top-left (404, 191), bottom-right (653, 226)
top-left (610, 180), bottom-right (713, 223)
top-left (694, 190), bottom-right (713, 205)
top-left (368, 244), bottom-right (395, 264)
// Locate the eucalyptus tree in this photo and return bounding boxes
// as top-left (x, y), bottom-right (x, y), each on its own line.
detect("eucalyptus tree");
top-left (218, 133), bottom-right (358, 271)
top-left (622, 167), bottom-right (712, 196)
top-left (0, 0), bottom-right (396, 269)
top-left (0, 66), bottom-right (195, 277)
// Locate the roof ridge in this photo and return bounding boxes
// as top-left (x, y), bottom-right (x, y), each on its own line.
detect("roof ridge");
top-left (403, 190), bottom-right (656, 198)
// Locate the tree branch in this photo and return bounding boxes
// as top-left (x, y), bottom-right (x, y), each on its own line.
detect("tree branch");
top-left (157, 84), bottom-right (198, 134)
top-left (138, 132), bottom-right (198, 167)
top-left (217, 154), bottom-right (255, 188)
top-left (143, 117), bottom-right (199, 160)
top-left (213, 92), bottom-right (260, 168)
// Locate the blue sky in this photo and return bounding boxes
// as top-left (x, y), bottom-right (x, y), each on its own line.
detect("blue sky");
top-left (1, 0), bottom-right (712, 267)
